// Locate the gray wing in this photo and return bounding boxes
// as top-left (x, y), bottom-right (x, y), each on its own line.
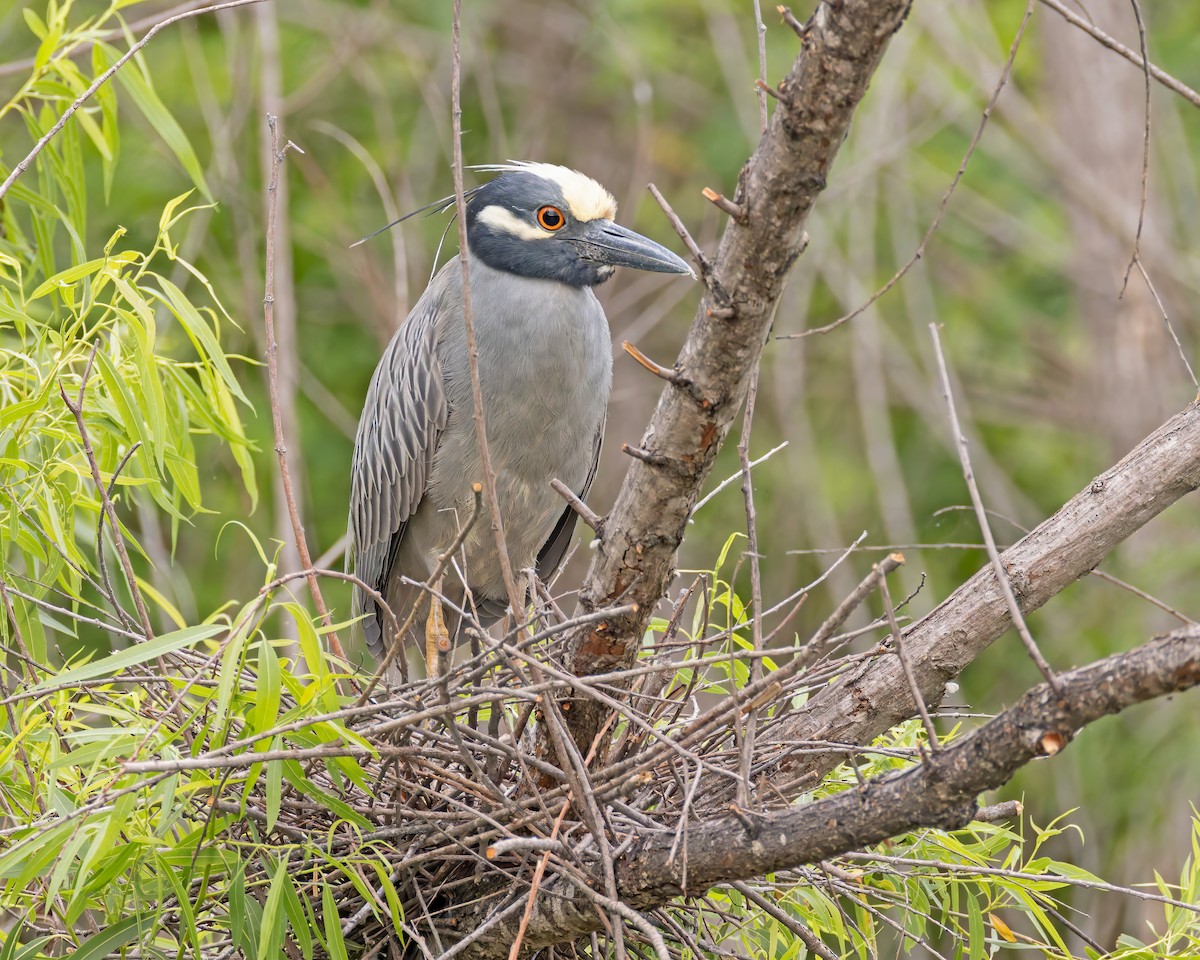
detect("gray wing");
top-left (349, 287), bottom-right (449, 656)
top-left (535, 417), bottom-right (604, 584)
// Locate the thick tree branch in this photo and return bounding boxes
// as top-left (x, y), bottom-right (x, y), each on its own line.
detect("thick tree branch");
top-left (563, 0), bottom-right (913, 750)
top-left (769, 398), bottom-right (1200, 789)
top-left (454, 627), bottom-right (1200, 956)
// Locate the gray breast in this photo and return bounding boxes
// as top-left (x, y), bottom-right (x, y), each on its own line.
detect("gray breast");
top-left (421, 258), bottom-right (612, 595)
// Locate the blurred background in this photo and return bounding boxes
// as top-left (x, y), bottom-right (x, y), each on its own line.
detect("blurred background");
top-left (2, 0), bottom-right (1199, 950)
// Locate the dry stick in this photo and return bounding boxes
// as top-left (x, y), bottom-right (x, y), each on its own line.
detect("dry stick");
top-left (701, 187), bottom-right (746, 223)
top-left (776, 5), bottom-right (807, 40)
top-left (735, 367), bottom-right (765, 809)
top-left (95, 442), bottom-right (143, 634)
top-left (1118, 0), bottom-right (1152, 297)
top-left (1037, 0), bottom-right (1200, 109)
top-left (60, 346), bottom-right (154, 642)
top-left (263, 116), bottom-right (345, 662)
top-left (1131, 258), bottom-right (1199, 388)
top-left (1088, 568), bottom-right (1196, 624)
top-left (622, 340), bottom-right (689, 387)
top-left (878, 574), bottom-right (938, 751)
top-left (0, 0), bottom-right (225, 78)
top-left (0, 0), bottom-right (267, 202)
top-left (784, 0), bottom-right (1034, 339)
top-left (506, 716), bottom-right (618, 960)
top-left (928, 323), bottom-right (1058, 689)
top-left (450, 0), bottom-right (523, 622)
top-left (736, 7), bottom-right (771, 810)
top-left (974, 799), bottom-right (1023, 822)
top-left (646, 183), bottom-right (709, 281)
top-left (692, 442), bottom-right (788, 515)
top-left (585, 559), bottom-right (903, 796)
top-left (549, 478), bottom-right (603, 534)
top-left (752, 0), bottom-right (769, 132)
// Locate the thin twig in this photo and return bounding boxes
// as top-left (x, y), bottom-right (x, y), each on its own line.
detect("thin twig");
top-left (692, 442), bottom-right (788, 515)
top-left (357, 484), bottom-right (485, 703)
top-left (646, 183), bottom-right (709, 281)
top-left (1118, 0), bottom-right (1152, 297)
top-left (1129, 259), bottom-right (1198, 388)
top-left (1088, 568), bottom-right (1195, 624)
top-left (451, 0), bottom-right (523, 623)
top-left (549, 479), bottom-right (603, 535)
top-left (60, 345), bottom-right (154, 641)
top-left (776, 5), bottom-right (808, 40)
top-left (701, 187), bottom-right (746, 223)
top-left (878, 574), bottom-right (938, 752)
top-left (783, 0), bottom-right (1034, 338)
top-left (735, 367), bottom-right (765, 808)
top-left (752, 0), bottom-right (769, 131)
top-left (928, 323), bottom-right (1059, 689)
top-left (1036, 0), bottom-right (1200, 109)
top-left (732, 882), bottom-right (838, 960)
top-left (263, 115), bottom-right (346, 662)
top-left (622, 340), bottom-right (691, 387)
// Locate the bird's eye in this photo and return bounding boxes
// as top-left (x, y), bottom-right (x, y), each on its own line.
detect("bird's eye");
top-left (536, 205), bottom-right (566, 231)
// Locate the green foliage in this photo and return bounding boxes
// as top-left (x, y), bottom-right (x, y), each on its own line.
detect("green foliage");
top-left (1, 1), bottom-right (256, 662)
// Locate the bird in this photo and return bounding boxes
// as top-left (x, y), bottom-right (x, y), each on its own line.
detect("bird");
top-left (349, 162), bottom-right (692, 676)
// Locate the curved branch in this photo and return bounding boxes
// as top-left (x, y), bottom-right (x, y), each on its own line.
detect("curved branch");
top-left (770, 398), bottom-right (1200, 790)
top-left (454, 627), bottom-right (1200, 956)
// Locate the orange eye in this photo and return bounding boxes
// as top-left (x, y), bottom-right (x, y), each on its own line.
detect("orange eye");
top-left (537, 205), bottom-right (566, 231)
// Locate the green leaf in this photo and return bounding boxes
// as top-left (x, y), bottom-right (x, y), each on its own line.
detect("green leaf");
top-left (28, 252), bottom-right (135, 300)
top-left (26, 623), bottom-right (224, 692)
top-left (151, 274), bottom-right (248, 404)
top-left (101, 42), bottom-right (212, 199)
top-left (257, 856), bottom-right (292, 960)
top-left (64, 914), bottom-right (147, 960)
top-left (322, 885), bottom-right (349, 960)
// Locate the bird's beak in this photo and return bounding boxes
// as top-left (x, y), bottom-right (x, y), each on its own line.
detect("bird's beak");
top-left (572, 220), bottom-right (695, 278)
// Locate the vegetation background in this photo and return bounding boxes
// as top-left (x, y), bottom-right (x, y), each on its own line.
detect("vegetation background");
top-left (2, 0), bottom-right (1199, 954)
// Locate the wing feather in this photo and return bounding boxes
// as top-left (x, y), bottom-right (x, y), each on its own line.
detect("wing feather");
top-left (348, 286), bottom-right (449, 654)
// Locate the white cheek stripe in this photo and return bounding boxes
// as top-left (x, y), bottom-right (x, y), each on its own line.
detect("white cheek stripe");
top-left (477, 205), bottom-right (553, 241)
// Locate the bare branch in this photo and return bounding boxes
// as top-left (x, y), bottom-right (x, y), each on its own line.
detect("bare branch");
top-left (450, 0), bottom-right (523, 620)
top-left (771, 399), bottom-right (1200, 789)
top-left (263, 115), bottom-right (345, 662)
top-left (561, 0), bottom-right (914, 753)
top-left (1037, 0), bottom-right (1200, 109)
top-left (928, 322), bottom-right (1058, 688)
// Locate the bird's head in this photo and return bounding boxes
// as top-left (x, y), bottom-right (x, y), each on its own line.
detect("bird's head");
top-left (464, 162), bottom-right (694, 287)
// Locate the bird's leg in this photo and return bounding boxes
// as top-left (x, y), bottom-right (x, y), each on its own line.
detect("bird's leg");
top-left (425, 579), bottom-right (450, 676)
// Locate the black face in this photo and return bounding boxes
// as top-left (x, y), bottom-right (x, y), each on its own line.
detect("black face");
top-left (464, 173), bottom-right (692, 288)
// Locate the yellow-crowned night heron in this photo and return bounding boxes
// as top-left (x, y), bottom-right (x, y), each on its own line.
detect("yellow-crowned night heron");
top-left (350, 162), bottom-right (692, 672)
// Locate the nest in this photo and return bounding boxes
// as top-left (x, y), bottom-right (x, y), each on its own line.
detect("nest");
top-left (165, 563), bottom-right (913, 960)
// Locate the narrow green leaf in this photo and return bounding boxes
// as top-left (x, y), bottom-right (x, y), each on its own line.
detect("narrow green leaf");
top-left (64, 914), bottom-right (146, 960)
top-left (102, 42), bottom-right (211, 199)
top-left (257, 857), bottom-right (292, 960)
top-left (322, 886), bottom-right (349, 960)
top-left (281, 877), bottom-right (314, 960)
top-left (26, 623), bottom-right (224, 692)
top-left (152, 274), bottom-right (248, 404)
